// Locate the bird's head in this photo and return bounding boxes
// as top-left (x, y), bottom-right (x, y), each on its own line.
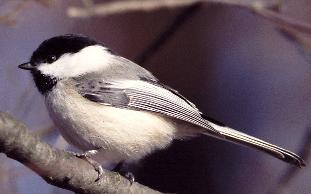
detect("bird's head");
top-left (19, 34), bottom-right (114, 94)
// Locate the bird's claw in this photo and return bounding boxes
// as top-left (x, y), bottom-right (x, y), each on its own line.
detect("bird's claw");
top-left (74, 150), bottom-right (98, 158)
top-left (71, 150), bottom-right (103, 181)
top-left (124, 172), bottom-right (135, 184)
top-left (94, 164), bottom-right (104, 182)
top-left (112, 162), bottom-right (135, 184)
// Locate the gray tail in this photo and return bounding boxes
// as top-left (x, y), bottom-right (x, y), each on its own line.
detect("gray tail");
top-left (202, 118), bottom-right (305, 167)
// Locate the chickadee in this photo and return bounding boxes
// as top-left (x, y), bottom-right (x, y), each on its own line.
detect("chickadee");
top-left (19, 34), bottom-right (305, 180)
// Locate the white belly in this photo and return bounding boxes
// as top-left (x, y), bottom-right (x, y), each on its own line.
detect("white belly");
top-left (45, 82), bottom-right (178, 162)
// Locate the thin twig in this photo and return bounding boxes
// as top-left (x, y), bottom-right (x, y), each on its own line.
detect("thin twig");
top-left (68, 0), bottom-right (278, 18)
top-left (0, 0), bottom-right (51, 25)
top-left (68, 0), bottom-right (311, 36)
top-left (251, 6), bottom-right (311, 35)
top-left (82, 0), bottom-right (94, 8)
top-left (135, 3), bottom-right (201, 65)
top-left (35, 0), bottom-right (52, 6)
top-left (0, 0), bottom-right (31, 25)
top-left (69, 0), bottom-right (199, 17)
top-left (278, 28), bottom-right (311, 65)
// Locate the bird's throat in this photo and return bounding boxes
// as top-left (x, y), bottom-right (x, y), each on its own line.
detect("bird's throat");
top-left (31, 70), bottom-right (58, 94)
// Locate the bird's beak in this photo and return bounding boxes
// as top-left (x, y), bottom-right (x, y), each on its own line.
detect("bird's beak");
top-left (18, 62), bottom-right (35, 70)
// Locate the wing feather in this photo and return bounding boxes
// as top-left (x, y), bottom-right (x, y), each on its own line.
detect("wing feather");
top-left (94, 80), bottom-right (216, 133)
top-left (75, 78), bottom-right (305, 167)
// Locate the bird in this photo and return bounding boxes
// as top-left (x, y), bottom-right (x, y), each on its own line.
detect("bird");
top-left (18, 34), bottom-right (305, 181)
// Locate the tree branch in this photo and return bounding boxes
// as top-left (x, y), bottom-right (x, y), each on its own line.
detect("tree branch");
top-left (0, 112), bottom-right (162, 194)
top-left (0, 0), bottom-right (30, 25)
top-left (67, 0), bottom-right (311, 36)
top-left (0, 0), bottom-right (51, 25)
top-left (67, 0), bottom-right (278, 18)
top-left (252, 6), bottom-right (311, 35)
top-left (134, 3), bottom-right (201, 65)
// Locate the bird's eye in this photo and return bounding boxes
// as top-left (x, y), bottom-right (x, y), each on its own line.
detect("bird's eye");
top-left (46, 55), bottom-right (57, 64)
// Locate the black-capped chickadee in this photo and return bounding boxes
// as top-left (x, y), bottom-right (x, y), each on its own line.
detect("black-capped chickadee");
top-left (19, 34), bottom-right (305, 180)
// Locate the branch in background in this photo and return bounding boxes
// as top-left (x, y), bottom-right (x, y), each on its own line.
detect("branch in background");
top-left (278, 29), bottom-right (311, 65)
top-left (0, 0), bottom-right (51, 25)
top-left (35, 0), bottom-right (53, 6)
top-left (81, 0), bottom-right (95, 9)
top-left (68, 0), bottom-right (199, 17)
top-left (135, 3), bottom-right (201, 65)
top-left (267, 0), bottom-right (311, 66)
top-left (0, 112), bottom-right (162, 194)
top-left (68, 0), bottom-right (278, 18)
top-left (0, 0), bottom-right (30, 25)
top-left (267, 129), bottom-right (311, 194)
top-left (68, 0), bottom-right (311, 35)
top-left (251, 6), bottom-right (311, 35)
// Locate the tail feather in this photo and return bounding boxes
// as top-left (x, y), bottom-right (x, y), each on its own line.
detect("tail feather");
top-left (204, 122), bottom-right (305, 167)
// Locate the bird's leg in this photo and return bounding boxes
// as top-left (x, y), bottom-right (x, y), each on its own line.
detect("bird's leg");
top-left (112, 161), bottom-right (135, 184)
top-left (72, 150), bottom-right (103, 181)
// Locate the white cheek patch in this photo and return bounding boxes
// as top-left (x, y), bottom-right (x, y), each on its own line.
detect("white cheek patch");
top-left (38, 45), bottom-right (114, 78)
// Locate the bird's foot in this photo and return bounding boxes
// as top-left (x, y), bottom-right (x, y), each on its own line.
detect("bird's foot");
top-left (112, 161), bottom-right (135, 184)
top-left (72, 150), bottom-right (103, 181)
top-left (124, 172), bottom-right (135, 184)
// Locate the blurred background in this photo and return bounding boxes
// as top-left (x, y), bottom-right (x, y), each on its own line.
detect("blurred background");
top-left (0, 0), bottom-right (310, 193)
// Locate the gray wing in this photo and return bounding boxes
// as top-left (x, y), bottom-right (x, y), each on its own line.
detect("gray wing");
top-left (75, 79), bottom-right (219, 135)
top-left (75, 79), bottom-right (305, 167)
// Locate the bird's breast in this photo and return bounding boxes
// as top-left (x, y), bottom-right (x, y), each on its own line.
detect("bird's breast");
top-left (45, 81), bottom-right (178, 162)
